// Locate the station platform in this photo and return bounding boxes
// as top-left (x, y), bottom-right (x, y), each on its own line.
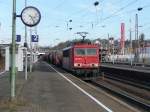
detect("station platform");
top-left (101, 63), bottom-right (150, 73)
top-left (0, 61), bottom-right (139, 112)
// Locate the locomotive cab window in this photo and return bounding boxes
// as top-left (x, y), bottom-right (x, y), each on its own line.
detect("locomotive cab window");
top-left (86, 48), bottom-right (97, 55)
top-left (75, 48), bottom-right (97, 56)
top-left (75, 48), bottom-right (85, 55)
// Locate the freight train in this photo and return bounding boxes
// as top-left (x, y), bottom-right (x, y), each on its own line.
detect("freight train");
top-left (45, 43), bottom-right (100, 79)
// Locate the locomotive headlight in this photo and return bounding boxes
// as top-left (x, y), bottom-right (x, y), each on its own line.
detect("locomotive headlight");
top-left (94, 63), bottom-right (98, 67)
top-left (91, 63), bottom-right (99, 67)
top-left (74, 63), bottom-right (82, 67)
top-left (74, 63), bottom-right (78, 67)
top-left (74, 63), bottom-right (80, 67)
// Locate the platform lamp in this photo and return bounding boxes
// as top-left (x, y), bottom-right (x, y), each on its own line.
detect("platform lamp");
top-left (129, 19), bottom-right (133, 66)
top-left (11, 0), bottom-right (16, 101)
top-left (137, 7), bottom-right (143, 48)
top-left (24, 0), bottom-right (28, 80)
top-left (135, 7), bottom-right (143, 64)
top-left (94, 1), bottom-right (99, 24)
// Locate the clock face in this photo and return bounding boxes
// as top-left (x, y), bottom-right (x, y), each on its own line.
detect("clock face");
top-left (21, 6), bottom-right (41, 27)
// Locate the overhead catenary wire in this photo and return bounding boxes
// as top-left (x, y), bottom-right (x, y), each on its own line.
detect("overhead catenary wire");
top-left (53, 0), bottom-right (67, 9)
top-left (66, 0), bottom-right (101, 21)
top-left (51, 0), bottom-right (102, 27)
top-left (42, 0), bottom-right (150, 39)
top-left (69, 0), bottom-right (138, 29)
top-left (65, 1), bottom-right (102, 29)
top-left (92, 2), bottom-right (150, 30)
top-left (101, 0), bottom-right (138, 22)
top-left (46, 1), bottom-right (150, 33)
top-left (83, 0), bottom-right (138, 30)
top-left (46, 1), bottom-right (101, 30)
top-left (68, 3), bottom-right (96, 19)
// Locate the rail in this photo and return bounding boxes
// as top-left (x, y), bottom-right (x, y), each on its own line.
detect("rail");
top-left (102, 61), bottom-right (150, 67)
top-left (90, 79), bottom-right (150, 111)
top-left (103, 72), bottom-right (150, 91)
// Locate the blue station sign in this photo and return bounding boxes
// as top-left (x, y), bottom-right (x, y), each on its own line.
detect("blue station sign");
top-left (16, 35), bottom-right (21, 42)
top-left (31, 35), bottom-right (39, 42)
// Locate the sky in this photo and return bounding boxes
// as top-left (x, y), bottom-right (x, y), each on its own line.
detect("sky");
top-left (0, 0), bottom-right (150, 46)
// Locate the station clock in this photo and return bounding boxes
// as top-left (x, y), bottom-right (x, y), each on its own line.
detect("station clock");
top-left (21, 6), bottom-right (41, 27)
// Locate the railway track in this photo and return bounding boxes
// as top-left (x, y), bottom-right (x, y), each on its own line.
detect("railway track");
top-left (102, 72), bottom-right (150, 91)
top-left (101, 66), bottom-right (150, 88)
top-left (103, 62), bottom-right (150, 67)
top-left (89, 77), bottom-right (150, 111)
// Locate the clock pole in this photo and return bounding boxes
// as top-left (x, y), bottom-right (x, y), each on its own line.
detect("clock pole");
top-left (24, 0), bottom-right (28, 80)
top-left (10, 0), bottom-right (16, 100)
top-left (9, 1), bottom-right (41, 101)
top-left (30, 28), bottom-right (33, 72)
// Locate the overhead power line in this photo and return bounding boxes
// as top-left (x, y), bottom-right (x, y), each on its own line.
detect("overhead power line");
top-left (102, 0), bottom-right (138, 21)
top-left (67, 0), bottom-right (101, 20)
top-left (111, 3), bottom-right (150, 20)
top-left (53, 0), bottom-right (67, 9)
top-left (75, 0), bottom-right (138, 29)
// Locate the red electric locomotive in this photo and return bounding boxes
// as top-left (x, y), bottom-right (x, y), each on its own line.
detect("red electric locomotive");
top-left (62, 43), bottom-right (100, 79)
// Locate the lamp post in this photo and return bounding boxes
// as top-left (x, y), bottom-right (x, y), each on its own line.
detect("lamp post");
top-left (129, 19), bottom-right (133, 66)
top-left (10, 0), bottom-right (41, 101)
top-left (94, 1), bottom-right (99, 24)
top-left (24, 0), bottom-right (28, 80)
top-left (30, 28), bottom-right (33, 72)
top-left (135, 7), bottom-right (143, 64)
top-left (10, 0), bottom-right (16, 100)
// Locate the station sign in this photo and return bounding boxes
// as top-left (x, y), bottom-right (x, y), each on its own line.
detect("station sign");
top-left (31, 35), bottom-right (39, 42)
top-left (16, 35), bottom-right (21, 42)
